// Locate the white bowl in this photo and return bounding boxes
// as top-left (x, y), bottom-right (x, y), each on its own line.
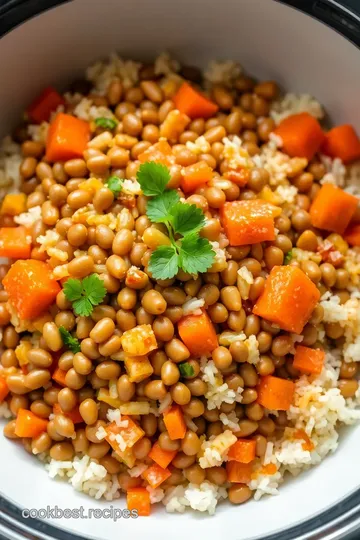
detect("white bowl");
top-left (0, 1), bottom-right (360, 539)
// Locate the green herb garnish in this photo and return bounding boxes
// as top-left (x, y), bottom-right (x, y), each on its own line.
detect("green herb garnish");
top-left (178, 362), bottom-right (195, 378)
top-left (95, 117), bottom-right (117, 130)
top-left (58, 327), bottom-right (81, 353)
top-left (136, 162), bottom-right (215, 280)
top-left (284, 250), bottom-right (293, 264)
top-left (106, 176), bottom-right (123, 197)
top-left (63, 274), bottom-right (106, 316)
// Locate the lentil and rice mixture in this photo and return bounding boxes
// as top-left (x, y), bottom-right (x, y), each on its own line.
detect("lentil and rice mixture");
top-left (0, 52), bottom-right (360, 515)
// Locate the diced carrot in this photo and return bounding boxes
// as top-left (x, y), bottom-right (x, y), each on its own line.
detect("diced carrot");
top-left (159, 110), bottom-right (190, 140)
top-left (138, 140), bottom-right (175, 166)
top-left (127, 487), bottom-right (151, 516)
top-left (121, 324), bottom-right (158, 356)
top-left (53, 403), bottom-right (83, 424)
top-left (124, 355), bottom-right (154, 383)
top-left (226, 461), bottom-right (253, 483)
top-left (180, 161), bottom-right (213, 193)
top-left (227, 439), bottom-right (256, 464)
top-left (257, 375), bottom-right (295, 411)
top-left (0, 227), bottom-right (31, 259)
top-left (14, 409), bottom-right (48, 438)
top-left (294, 429), bottom-right (314, 452)
top-left (223, 167), bottom-right (250, 187)
top-left (105, 418), bottom-right (145, 466)
top-left (27, 86), bottom-right (65, 124)
top-left (0, 376), bottom-right (9, 403)
top-left (309, 184), bottom-right (358, 235)
top-left (3, 260), bottom-right (60, 320)
top-left (344, 223), bottom-right (360, 246)
top-left (0, 194), bottom-right (27, 216)
top-left (173, 82), bottom-right (219, 119)
top-left (322, 125), bottom-right (360, 164)
top-left (178, 309), bottom-right (218, 357)
top-left (142, 463), bottom-right (171, 488)
top-left (46, 113), bottom-right (90, 162)
top-left (253, 266), bottom-right (320, 333)
top-left (293, 345), bottom-right (325, 375)
top-left (52, 368), bottom-right (67, 387)
top-left (273, 112), bottom-right (324, 160)
top-left (148, 441), bottom-right (177, 468)
top-left (163, 405), bottom-right (186, 440)
top-left (220, 200), bottom-right (281, 246)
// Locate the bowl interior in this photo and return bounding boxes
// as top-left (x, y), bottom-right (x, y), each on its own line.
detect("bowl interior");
top-left (1, 0), bottom-right (360, 539)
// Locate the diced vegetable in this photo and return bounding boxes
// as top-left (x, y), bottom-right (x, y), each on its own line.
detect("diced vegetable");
top-left (178, 309), bottom-right (218, 357)
top-left (273, 112), bottom-right (324, 160)
top-left (293, 345), bottom-right (325, 375)
top-left (27, 86), bottom-right (65, 124)
top-left (0, 376), bottom-right (9, 403)
top-left (120, 402), bottom-right (150, 415)
top-left (0, 227), bottom-right (31, 259)
top-left (52, 368), bottom-right (67, 387)
top-left (344, 223), bottom-right (360, 246)
top-left (121, 325), bottom-right (158, 356)
top-left (309, 184), bottom-right (358, 235)
top-left (14, 408), bottom-right (48, 438)
top-left (53, 403), bottom-right (83, 424)
top-left (220, 200), bottom-right (281, 246)
top-left (322, 125), bottom-right (360, 164)
top-left (0, 194), bottom-right (27, 216)
top-left (97, 388), bottom-right (123, 408)
top-left (253, 265), bottom-right (320, 333)
top-left (163, 405), bottom-right (187, 440)
top-left (124, 355), bottom-right (154, 383)
top-left (226, 461), bottom-right (253, 483)
top-left (15, 341), bottom-right (31, 366)
top-left (180, 161), bottom-right (213, 193)
top-left (138, 140), bottom-right (175, 166)
top-left (3, 260), bottom-right (61, 320)
top-left (160, 110), bottom-right (190, 140)
top-left (46, 113), bottom-right (90, 162)
top-left (105, 417), bottom-right (145, 450)
top-left (142, 463), bottom-right (171, 488)
top-left (148, 441), bottom-right (177, 468)
top-left (127, 487), bottom-right (151, 516)
top-left (227, 439), bottom-right (256, 464)
top-left (257, 375), bottom-right (295, 411)
top-left (223, 167), bottom-right (250, 187)
top-left (173, 82), bottom-right (219, 119)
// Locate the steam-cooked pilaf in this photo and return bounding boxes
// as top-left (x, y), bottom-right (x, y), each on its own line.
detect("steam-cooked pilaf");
top-left (0, 52), bottom-right (360, 515)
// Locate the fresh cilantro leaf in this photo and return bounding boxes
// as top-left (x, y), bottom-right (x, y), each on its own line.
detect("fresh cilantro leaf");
top-left (59, 327), bottom-right (81, 354)
top-left (146, 190), bottom-right (180, 223)
top-left (179, 232), bottom-right (215, 275)
top-left (136, 162), bottom-right (171, 197)
top-left (148, 245), bottom-right (179, 280)
top-left (63, 274), bottom-right (106, 316)
top-left (63, 278), bottom-right (83, 302)
top-left (178, 362), bottom-right (195, 378)
top-left (171, 203), bottom-right (206, 236)
top-left (284, 250), bottom-right (293, 264)
top-left (82, 274), bottom-right (107, 306)
top-left (106, 176), bottom-right (123, 197)
top-left (95, 117), bottom-right (117, 130)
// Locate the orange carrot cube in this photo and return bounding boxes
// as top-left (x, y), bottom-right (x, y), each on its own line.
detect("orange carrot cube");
top-left (180, 160), bottom-right (213, 193)
top-left (127, 487), bottom-right (151, 516)
top-left (46, 113), bottom-right (90, 162)
top-left (253, 265), bottom-right (320, 333)
top-left (148, 441), bottom-right (177, 469)
top-left (274, 112), bottom-right (324, 160)
top-left (142, 463), bottom-right (171, 488)
top-left (257, 375), bottom-right (295, 411)
top-left (173, 82), bottom-right (219, 119)
top-left (293, 345), bottom-right (325, 375)
top-left (226, 461), bottom-right (253, 483)
top-left (178, 309), bottom-right (218, 357)
top-left (0, 227), bottom-right (31, 259)
top-left (228, 439), bottom-right (256, 464)
top-left (309, 184), bottom-right (358, 234)
top-left (15, 409), bottom-right (48, 438)
top-left (163, 405), bottom-right (186, 440)
top-left (322, 125), bottom-right (360, 164)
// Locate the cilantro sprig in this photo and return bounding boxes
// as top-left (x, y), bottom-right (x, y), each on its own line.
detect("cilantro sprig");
top-left (59, 327), bottom-right (81, 353)
top-left (63, 274), bottom-right (106, 316)
top-left (136, 162), bottom-right (215, 280)
top-left (95, 117), bottom-right (117, 130)
top-left (106, 176), bottom-right (123, 197)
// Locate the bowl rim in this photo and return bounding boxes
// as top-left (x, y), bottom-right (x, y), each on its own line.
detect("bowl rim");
top-left (0, 0), bottom-right (360, 539)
